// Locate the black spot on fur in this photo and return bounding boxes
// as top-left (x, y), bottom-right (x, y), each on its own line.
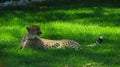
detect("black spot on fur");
top-left (54, 43), bottom-right (60, 47)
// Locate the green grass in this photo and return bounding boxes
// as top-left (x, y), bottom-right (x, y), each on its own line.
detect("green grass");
top-left (0, 0), bottom-right (120, 67)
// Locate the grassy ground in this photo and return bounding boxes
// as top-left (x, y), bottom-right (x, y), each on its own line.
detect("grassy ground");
top-left (0, 0), bottom-right (120, 67)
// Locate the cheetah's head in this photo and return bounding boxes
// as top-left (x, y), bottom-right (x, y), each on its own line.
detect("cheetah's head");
top-left (26, 25), bottom-right (42, 38)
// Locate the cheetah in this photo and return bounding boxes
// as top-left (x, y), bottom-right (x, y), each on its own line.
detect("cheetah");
top-left (20, 25), bottom-right (81, 50)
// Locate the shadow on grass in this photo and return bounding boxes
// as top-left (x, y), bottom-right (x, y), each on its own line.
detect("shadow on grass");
top-left (1, 0), bottom-right (120, 10)
top-left (0, 9), bottom-right (120, 27)
top-left (0, 0), bottom-right (120, 27)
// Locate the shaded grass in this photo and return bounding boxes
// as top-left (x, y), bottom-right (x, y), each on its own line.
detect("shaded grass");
top-left (0, 7), bottom-right (120, 27)
top-left (0, 0), bottom-right (120, 67)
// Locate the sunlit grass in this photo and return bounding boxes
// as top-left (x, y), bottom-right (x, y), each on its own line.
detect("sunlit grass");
top-left (0, 1), bottom-right (120, 67)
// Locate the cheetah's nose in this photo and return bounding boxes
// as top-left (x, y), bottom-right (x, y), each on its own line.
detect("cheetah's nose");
top-left (38, 32), bottom-right (42, 35)
top-left (40, 32), bottom-right (42, 34)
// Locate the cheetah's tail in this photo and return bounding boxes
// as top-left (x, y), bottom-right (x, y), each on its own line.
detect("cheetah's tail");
top-left (86, 35), bottom-right (103, 48)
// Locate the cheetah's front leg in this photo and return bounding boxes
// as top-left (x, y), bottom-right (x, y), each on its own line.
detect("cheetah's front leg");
top-left (20, 40), bottom-right (29, 49)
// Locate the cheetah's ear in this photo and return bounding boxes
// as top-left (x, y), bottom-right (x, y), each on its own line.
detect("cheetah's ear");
top-left (26, 26), bottom-right (30, 31)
